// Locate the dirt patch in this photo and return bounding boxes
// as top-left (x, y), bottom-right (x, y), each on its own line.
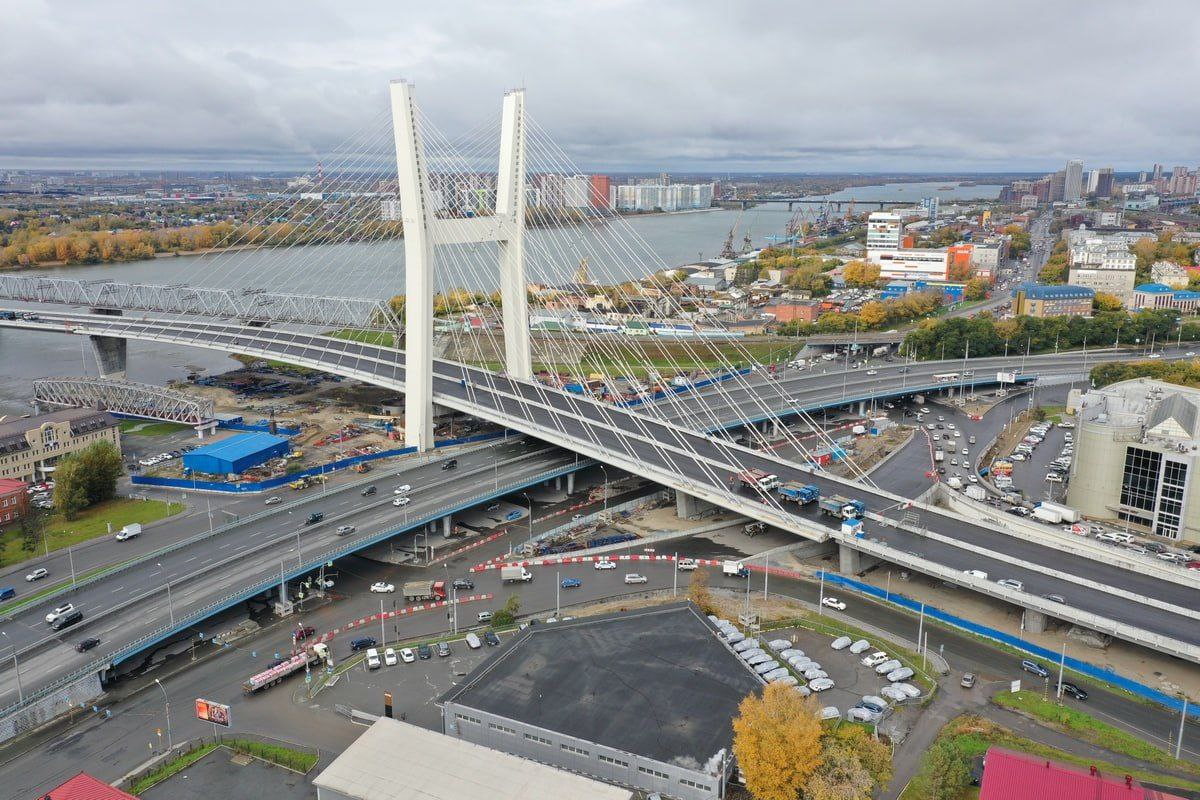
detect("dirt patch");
top-left (829, 426), bottom-right (914, 477)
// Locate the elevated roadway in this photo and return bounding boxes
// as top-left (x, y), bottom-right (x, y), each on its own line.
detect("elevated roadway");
top-left (1, 310), bottom-right (1196, 668)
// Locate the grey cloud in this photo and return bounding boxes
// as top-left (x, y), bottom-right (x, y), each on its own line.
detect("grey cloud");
top-left (1, 0), bottom-right (1198, 171)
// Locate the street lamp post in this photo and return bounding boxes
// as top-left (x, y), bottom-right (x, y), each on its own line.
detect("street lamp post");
top-left (154, 678), bottom-right (173, 752)
top-left (598, 465), bottom-right (609, 519)
top-left (1, 632), bottom-right (22, 703)
top-left (523, 492), bottom-right (534, 554)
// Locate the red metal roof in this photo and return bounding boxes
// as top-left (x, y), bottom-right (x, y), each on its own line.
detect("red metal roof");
top-left (38, 772), bottom-right (139, 800)
top-left (980, 748), bottom-right (1186, 800)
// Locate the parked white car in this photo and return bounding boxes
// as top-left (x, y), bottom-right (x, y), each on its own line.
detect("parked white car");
top-left (384, 647), bottom-right (398, 666)
top-left (767, 639), bottom-right (792, 652)
top-left (809, 678), bottom-right (835, 692)
top-left (875, 659), bottom-right (903, 675)
top-left (830, 636), bottom-right (852, 650)
top-left (848, 639), bottom-right (871, 654)
top-left (861, 652), bottom-right (890, 667)
top-left (886, 667), bottom-right (915, 682)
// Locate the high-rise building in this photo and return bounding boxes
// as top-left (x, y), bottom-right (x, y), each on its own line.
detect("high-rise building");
top-left (1064, 159), bottom-right (1084, 202)
top-left (1095, 167), bottom-right (1115, 199)
top-left (588, 175), bottom-right (612, 210)
top-left (1086, 170), bottom-right (1101, 195)
top-left (1153, 163), bottom-right (1164, 182)
top-left (1048, 171), bottom-right (1066, 202)
top-left (920, 196), bottom-right (939, 222)
top-left (866, 212), bottom-right (903, 250)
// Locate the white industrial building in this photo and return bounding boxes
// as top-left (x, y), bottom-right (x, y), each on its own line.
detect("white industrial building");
top-left (866, 211), bottom-right (903, 250)
top-left (1068, 378), bottom-right (1200, 544)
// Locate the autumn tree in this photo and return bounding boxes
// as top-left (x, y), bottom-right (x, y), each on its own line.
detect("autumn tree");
top-left (732, 683), bottom-right (822, 800)
top-left (806, 724), bottom-right (893, 799)
top-left (843, 260), bottom-right (880, 287)
top-left (923, 741), bottom-right (971, 800)
top-left (858, 301), bottom-right (887, 327)
top-left (1093, 292), bottom-right (1124, 312)
top-left (688, 567), bottom-right (716, 615)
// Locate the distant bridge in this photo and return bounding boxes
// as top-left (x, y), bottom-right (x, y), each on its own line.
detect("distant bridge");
top-left (33, 376), bottom-right (215, 426)
top-left (718, 197), bottom-right (898, 211)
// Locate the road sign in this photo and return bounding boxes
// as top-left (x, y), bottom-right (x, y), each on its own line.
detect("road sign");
top-left (195, 697), bottom-right (231, 727)
top-left (1010, 680), bottom-right (1021, 693)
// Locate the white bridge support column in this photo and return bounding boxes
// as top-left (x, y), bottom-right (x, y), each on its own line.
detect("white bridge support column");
top-left (442, 515), bottom-right (453, 539)
top-left (495, 89), bottom-right (531, 379)
top-left (566, 472), bottom-right (575, 495)
top-left (390, 80), bottom-right (436, 451)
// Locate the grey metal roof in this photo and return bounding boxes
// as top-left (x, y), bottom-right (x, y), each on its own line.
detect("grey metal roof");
top-left (313, 717), bottom-right (632, 800)
top-left (1146, 392), bottom-right (1200, 438)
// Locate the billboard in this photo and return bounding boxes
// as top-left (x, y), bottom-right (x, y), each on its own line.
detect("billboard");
top-left (996, 371), bottom-right (1017, 384)
top-left (195, 698), bottom-right (231, 727)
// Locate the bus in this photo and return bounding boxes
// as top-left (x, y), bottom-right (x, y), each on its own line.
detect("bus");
top-left (933, 372), bottom-right (960, 383)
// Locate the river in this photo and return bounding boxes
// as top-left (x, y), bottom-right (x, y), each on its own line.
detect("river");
top-left (0, 180), bottom-right (1001, 416)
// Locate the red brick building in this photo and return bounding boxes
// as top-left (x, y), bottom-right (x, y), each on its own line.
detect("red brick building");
top-left (0, 478), bottom-right (27, 528)
top-left (765, 300), bottom-right (820, 324)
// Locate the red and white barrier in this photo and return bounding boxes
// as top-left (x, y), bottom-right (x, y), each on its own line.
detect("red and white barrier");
top-left (470, 554), bottom-right (722, 572)
top-left (311, 593), bottom-right (494, 644)
top-left (428, 530), bottom-right (508, 565)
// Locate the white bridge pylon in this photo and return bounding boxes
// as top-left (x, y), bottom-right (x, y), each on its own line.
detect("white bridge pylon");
top-left (389, 80), bottom-right (531, 451)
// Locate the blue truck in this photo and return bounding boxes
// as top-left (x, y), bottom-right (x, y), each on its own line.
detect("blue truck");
top-left (818, 494), bottom-right (865, 520)
top-left (777, 482), bottom-right (821, 505)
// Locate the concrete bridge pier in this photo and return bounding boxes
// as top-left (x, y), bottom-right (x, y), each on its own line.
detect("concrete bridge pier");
top-left (675, 491), bottom-right (715, 520)
top-left (857, 400), bottom-right (867, 416)
top-left (837, 542), bottom-right (880, 576)
top-left (87, 308), bottom-right (127, 379)
top-left (442, 515), bottom-right (453, 538)
top-left (566, 472), bottom-right (575, 494)
top-left (1022, 608), bottom-right (1047, 634)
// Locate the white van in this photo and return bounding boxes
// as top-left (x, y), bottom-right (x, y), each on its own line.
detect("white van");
top-left (465, 633), bottom-right (482, 649)
top-left (366, 648), bottom-right (382, 670)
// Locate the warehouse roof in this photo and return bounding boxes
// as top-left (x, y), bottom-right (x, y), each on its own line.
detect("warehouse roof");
top-left (313, 718), bottom-right (632, 800)
top-left (440, 602), bottom-right (761, 768)
top-left (185, 432), bottom-right (288, 462)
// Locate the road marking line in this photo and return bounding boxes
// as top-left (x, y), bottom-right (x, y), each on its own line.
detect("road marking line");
top-left (110, 585), bottom-right (125, 593)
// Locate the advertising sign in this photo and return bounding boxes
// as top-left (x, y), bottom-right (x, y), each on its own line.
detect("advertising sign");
top-left (195, 698), bottom-right (231, 727)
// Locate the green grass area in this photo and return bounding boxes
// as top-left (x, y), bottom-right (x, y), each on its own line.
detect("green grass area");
top-left (993, 691), bottom-right (1199, 777)
top-left (1035, 404), bottom-right (1068, 424)
top-left (900, 715), bottom-right (1200, 799)
top-left (224, 738), bottom-right (319, 772)
top-left (118, 420), bottom-right (191, 436)
top-left (0, 497), bottom-right (180, 567)
top-left (128, 743), bottom-right (218, 795)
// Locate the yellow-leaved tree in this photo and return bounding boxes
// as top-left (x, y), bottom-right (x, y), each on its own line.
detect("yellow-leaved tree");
top-left (732, 683), bottom-right (822, 800)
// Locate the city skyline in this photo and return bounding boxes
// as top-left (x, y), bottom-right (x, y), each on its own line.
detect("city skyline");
top-left (2, 1), bottom-right (1198, 172)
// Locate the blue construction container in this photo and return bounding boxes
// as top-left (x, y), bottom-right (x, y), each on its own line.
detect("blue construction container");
top-left (182, 432), bottom-right (290, 475)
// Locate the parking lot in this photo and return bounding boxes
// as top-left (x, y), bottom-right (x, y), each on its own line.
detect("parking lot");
top-left (315, 629), bottom-right (502, 729)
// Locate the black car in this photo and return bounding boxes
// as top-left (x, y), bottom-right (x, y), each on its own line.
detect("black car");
top-left (417, 644), bottom-right (432, 660)
top-left (305, 512), bottom-right (324, 525)
top-left (361, 485), bottom-right (377, 496)
top-left (436, 641), bottom-right (451, 657)
top-left (75, 637), bottom-right (100, 653)
top-left (1059, 682), bottom-right (1088, 701)
top-left (441, 459), bottom-right (458, 470)
top-left (350, 636), bottom-right (377, 651)
top-left (483, 630), bottom-right (501, 646)
top-left (452, 578), bottom-right (474, 591)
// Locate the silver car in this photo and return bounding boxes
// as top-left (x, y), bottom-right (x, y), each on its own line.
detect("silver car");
top-left (886, 667), bottom-right (915, 682)
top-left (753, 660), bottom-right (781, 675)
top-left (875, 659), bottom-right (903, 675)
top-left (745, 652), bottom-right (774, 667)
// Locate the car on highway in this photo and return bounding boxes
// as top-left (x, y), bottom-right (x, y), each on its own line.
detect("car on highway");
top-left (350, 637), bottom-right (377, 651)
top-left (624, 573), bottom-right (648, 584)
top-left (452, 578), bottom-right (474, 591)
top-left (361, 486), bottom-right (377, 496)
top-left (436, 641), bottom-right (451, 657)
top-left (1021, 659), bottom-right (1049, 678)
top-left (294, 626), bottom-right (317, 641)
top-left (75, 637), bottom-right (101, 653)
top-left (820, 597), bottom-right (846, 611)
top-left (384, 648), bottom-right (398, 666)
top-left (394, 485), bottom-right (411, 494)
top-left (866, 369), bottom-right (877, 375)
top-left (417, 643), bottom-right (432, 660)
top-left (25, 568), bottom-right (48, 582)
top-left (484, 630), bottom-right (501, 646)
top-left (997, 578), bottom-right (1024, 591)
top-left (400, 647), bottom-right (416, 664)
top-left (676, 558), bottom-right (697, 571)
top-left (561, 578), bottom-right (581, 589)
top-left (393, 497), bottom-right (410, 507)
top-left (336, 525), bottom-right (356, 536)
top-left (304, 512), bottom-right (323, 525)
top-left (594, 559), bottom-right (616, 570)
top-left (441, 459), bottom-right (458, 470)
top-left (1043, 593), bottom-right (1066, 604)
top-left (809, 678), bottom-right (835, 692)
top-left (264, 496), bottom-right (282, 505)
top-left (370, 582), bottom-right (395, 593)
top-left (45, 603), bottom-right (75, 624)
top-left (1059, 682), bottom-right (1088, 701)
top-left (963, 569), bottom-right (988, 580)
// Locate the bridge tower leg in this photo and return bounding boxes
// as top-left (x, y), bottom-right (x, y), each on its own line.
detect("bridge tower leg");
top-left (390, 80), bottom-right (436, 452)
top-left (88, 308), bottom-right (127, 379)
top-left (495, 90), bottom-right (531, 379)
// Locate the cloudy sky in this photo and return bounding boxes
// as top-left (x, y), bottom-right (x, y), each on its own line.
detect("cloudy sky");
top-left (2, 0), bottom-right (1197, 173)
